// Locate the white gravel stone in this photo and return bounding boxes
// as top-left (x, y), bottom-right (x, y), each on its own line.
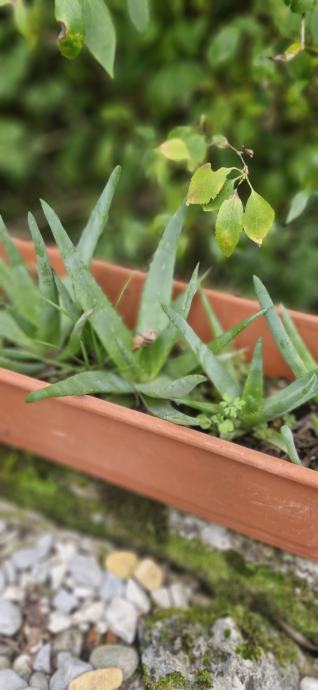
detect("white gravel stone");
top-left (33, 643), bottom-right (51, 674)
top-left (126, 579), bottom-right (151, 613)
top-left (35, 535), bottom-right (53, 561)
top-left (49, 656), bottom-right (92, 690)
top-left (72, 601), bottom-right (105, 625)
top-left (99, 573), bottom-right (124, 602)
top-left (0, 600), bottom-right (22, 636)
top-left (12, 547), bottom-right (39, 571)
top-left (300, 680), bottom-right (318, 690)
top-left (0, 657), bottom-right (9, 670)
top-left (47, 611), bottom-right (71, 635)
top-left (53, 589), bottom-right (78, 614)
top-left (151, 588), bottom-right (172, 609)
top-left (0, 570), bottom-right (5, 593)
top-left (0, 669), bottom-right (27, 690)
top-left (55, 542), bottom-right (77, 563)
top-left (29, 671), bottom-right (49, 690)
top-left (90, 644), bottom-right (139, 680)
top-left (30, 563), bottom-right (50, 586)
top-left (106, 597), bottom-right (138, 644)
top-left (2, 586), bottom-right (24, 602)
top-left (50, 565), bottom-right (67, 592)
top-left (13, 654), bottom-right (32, 681)
top-left (52, 629), bottom-right (83, 658)
top-left (68, 555), bottom-right (103, 589)
top-left (3, 559), bottom-right (16, 584)
top-left (169, 583), bottom-right (189, 609)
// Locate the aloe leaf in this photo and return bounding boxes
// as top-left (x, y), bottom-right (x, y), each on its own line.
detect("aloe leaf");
top-left (53, 273), bottom-right (80, 322)
top-left (137, 203), bottom-right (186, 334)
top-left (77, 165), bottom-right (121, 264)
top-left (253, 275), bottom-right (307, 377)
top-left (0, 311), bottom-right (39, 351)
top-left (162, 305), bottom-right (240, 400)
top-left (142, 396), bottom-right (205, 427)
top-left (0, 258), bottom-right (38, 328)
top-left (281, 424), bottom-right (303, 466)
top-left (242, 337), bottom-right (264, 417)
top-left (174, 398), bottom-right (219, 413)
top-left (28, 213), bottom-right (60, 345)
top-left (0, 356), bottom-right (44, 375)
top-left (166, 309), bottom-right (266, 379)
top-left (200, 288), bottom-right (240, 382)
top-left (41, 200), bottom-right (137, 377)
top-left (27, 370), bottom-right (133, 403)
top-left (0, 216), bottom-right (39, 324)
top-left (136, 374), bottom-right (206, 399)
top-left (280, 304), bottom-right (316, 371)
top-left (245, 372), bottom-right (318, 426)
top-left (138, 264), bottom-right (200, 379)
top-left (59, 309), bottom-right (95, 361)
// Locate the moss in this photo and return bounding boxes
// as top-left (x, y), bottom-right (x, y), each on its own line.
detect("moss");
top-left (144, 671), bottom-right (187, 690)
top-left (195, 670), bottom-right (212, 688)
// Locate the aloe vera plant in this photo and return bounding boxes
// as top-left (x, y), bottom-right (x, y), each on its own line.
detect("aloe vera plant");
top-left (0, 166), bottom-right (317, 465)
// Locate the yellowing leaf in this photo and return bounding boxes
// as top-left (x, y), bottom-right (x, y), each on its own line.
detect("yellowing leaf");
top-left (215, 193), bottom-right (243, 257)
top-left (243, 190), bottom-right (275, 245)
top-left (159, 138), bottom-right (190, 162)
top-left (187, 164), bottom-right (231, 206)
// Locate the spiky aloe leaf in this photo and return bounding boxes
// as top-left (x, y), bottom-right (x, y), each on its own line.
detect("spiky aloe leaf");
top-left (137, 203), bottom-right (186, 335)
top-left (0, 311), bottom-right (39, 351)
top-left (281, 424), bottom-right (303, 466)
top-left (41, 200), bottom-right (138, 378)
top-left (253, 275), bottom-right (307, 377)
top-left (162, 305), bottom-right (240, 400)
top-left (53, 273), bottom-right (80, 323)
top-left (142, 396), bottom-right (208, 427)
top-left (280, 305), bottom-right (316, 371)
top-left (27, 370), bottom-right (133, 403)
top-left (0, 356), bottom-right (43, 375)
top-left (77, 166), bottom-right (121, 264)
top-left (59, 309), bottom-right (95, 361)
top-left (242, 337), bottom-right (264, 418)
top-left (166, 309), bottom-right (266, 379)
top-left (138, 264), bottom-right (200, 380)
top-left (137, 374), bottom-right (206, 399)
top-left (0, 216), bottom-right (39, 325)
top-left (245, 372), bottom-right (318, 426)
top-left (28, 213), bottom-right (60, 345)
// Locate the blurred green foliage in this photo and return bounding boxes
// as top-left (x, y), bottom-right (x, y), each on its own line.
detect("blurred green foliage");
top-left (0, 0), bottom-right (318, 308)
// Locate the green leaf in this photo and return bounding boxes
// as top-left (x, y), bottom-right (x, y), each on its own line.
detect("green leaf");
top-left (253, 276), bottom-right (307, 377)
top-left (207, 25), bottom-right (240, 67)
top-left (137, 203), bottom-right (185, 334)
top-left (286, 190), bottom-right (310, 224)
top-left (27, 370), bottom-right (133, 403)
top-left (127, 0), bottom-right (149, 32)
top-left (142, 396), bottom-right (205, 427)
top-left (77, 165), bottom-right (121, 264)
top-left (162, 305), bottom-right (241, 400)
top-left (215, 192), bottom-right (243, 257)
top-left (281, 425), bottom-right (303, 465)
top-left (285, 0), bottom-right (316, 13)
top-left (138, 263), bottom-right (200, 379)
top-left (136, 374), bottom-right (206, 399)
top-left (243, 190), bottom-right (275, 245)
top-left (245, 372), bottom-right (318, 426)
top-left (41, 200), bottom-right (136, 376)
top-left (0, 356), bottom-right (43, 375)
top-left (203, 179), bottom-right (235, 213)
top-left (200, 287), bottom-right (238, 382)
top-left (59, 308), bottom-right (94, 361)
top-left (53, 272), bottom-right (80, 323)
top-left (0, 216), bottom-right (39, 325)
top-left (55, 0), bottom-right (84, 59)
top-left (81, 0), bottom-right (116, 77)
top-left (242, 337), bottom-right (264, 417)
top-left (168, 126), bottom-right (207, 168)
top-left (187, 164), bottom-right (232, 206)
top-left (0, 311), bottom-right (39, 351)
top-left (159, 138), bottom-right (191, 162)
top-left (28, 213), bottom-right (60, 345)
top-left (280, 304), bottom-right (316, 371)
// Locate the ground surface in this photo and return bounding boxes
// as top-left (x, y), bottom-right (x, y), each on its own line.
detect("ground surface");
top-left (1, 446), bottom-right (318, 689)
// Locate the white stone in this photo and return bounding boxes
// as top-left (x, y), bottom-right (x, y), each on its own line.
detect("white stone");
top-left (3, 560), bottom-right (16, 584)
top-left (33, 643), bottom-right (51, 674)
top-left (300, 680), bottom-right (318, 690)
top-left (55, 542), bottom-right (77, 563)
top-left (0, 600), bottom-right (22, 636)
top-left (0, 570), bottom-right (5, 593)
top-left (151, 587), bottom-right (172, 609)
top-left (99, 573), bottom-right (124, 602)
top-left (169, 583), bottom-right (189, 609)
top-left (0, 669), bottom-right (27, 690)
top-left (106, 597), bottom-right (138, 644)
top-left (126, 579), bottom-right (150, 613)
top-left (50, 656), bottom-right (91, 690)
top-left (35, 534), bottom-right (53, 560)
top-left (68, 555), bottom-right (103, 589)
top-left (72, 601), bottom-right (105, 625)
top-left (50, 565), bottom-right (67, 591)
top-left (29, 671), bottom-right (49, 690)
top-left (53, 589), bottom-right (77, 614)
top-left (2, 586), bottom-right (24, 602)
top-left (47, 611), bottom-right (71, 635)
top-left (12, 654), bottom-right (32, 681)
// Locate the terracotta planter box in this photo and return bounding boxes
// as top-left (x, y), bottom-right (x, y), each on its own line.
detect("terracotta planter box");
top-left (1, 239), bottom-right (318, 561)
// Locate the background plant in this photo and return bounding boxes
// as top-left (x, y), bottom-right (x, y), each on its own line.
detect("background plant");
top-left (0, 1), bottom-right (318, 307)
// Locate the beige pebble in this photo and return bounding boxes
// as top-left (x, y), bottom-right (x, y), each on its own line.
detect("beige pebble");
top-left (134, 558), bottom-right (164, 591)
top-left (69, 667), bottom-right (123, 690)
top-left (105, 550), bottom-right (139, 579)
